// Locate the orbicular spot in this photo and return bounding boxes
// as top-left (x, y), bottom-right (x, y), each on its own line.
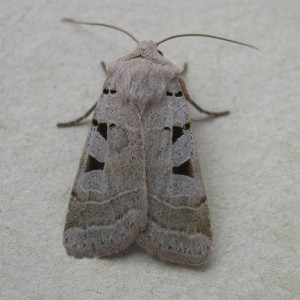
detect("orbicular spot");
top-left (103, 88), bottom-right (109, 94)
top-left (110, 89), bottom-right (116, 94)
top-left (175, 91), bottom-right (183, 97)
top-left (173, 159), bottom-right (193, 178)
top-left (92, 119), bottom-right (98, 126)
top-left (71, 190), bottom-right (77, 198)
top-left (172, 126), bottom-right (184, 143)
top-left (109, 123), bottom-right (116, 128)
top-left (200, 196), bottom-right (207, 204)
top-left (85, 155), bottom-right (104, 172)
top-left (167, 91), bottom-right (173, 96)
top-left (163, 127), bottom-right (171, 131)
top-left (183, 123), bottom-right (190, 130)
top-left (97, 123), bottom-right (108, 140)
top-left (157, 49), bottom-right (164, 56)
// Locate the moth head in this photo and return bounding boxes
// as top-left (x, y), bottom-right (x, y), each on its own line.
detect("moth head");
top-left (136, 40), bottom-right (164, 58)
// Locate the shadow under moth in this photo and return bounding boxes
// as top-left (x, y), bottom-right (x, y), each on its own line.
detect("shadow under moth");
top-left (58, 18), bottom-right (257, 266)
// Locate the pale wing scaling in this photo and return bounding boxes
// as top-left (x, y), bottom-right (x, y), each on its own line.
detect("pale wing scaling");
top-left (63, 41), bottom-right (212, 265)
top-left (63, 69), bottom-right (148, 257)
top-left (136, 75), bottom-right (212, 266)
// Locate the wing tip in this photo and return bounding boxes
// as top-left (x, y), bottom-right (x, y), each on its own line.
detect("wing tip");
top-left (136, 231), bottom-right (212, 267)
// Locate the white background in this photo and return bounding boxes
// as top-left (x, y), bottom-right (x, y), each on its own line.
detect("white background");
top-left (1, 1), bottom-right (299, 299)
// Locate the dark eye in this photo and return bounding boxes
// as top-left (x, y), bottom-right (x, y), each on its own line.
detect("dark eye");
top-left (157, 49), bottom-right (163, 56)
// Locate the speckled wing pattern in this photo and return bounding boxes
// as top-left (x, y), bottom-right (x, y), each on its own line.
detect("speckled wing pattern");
top-left (63, 53), bottom-right (212, 266)
top-left (63, 77), bottom-right (148, 257)
top-left (136, 77), bottom-right (212, 266)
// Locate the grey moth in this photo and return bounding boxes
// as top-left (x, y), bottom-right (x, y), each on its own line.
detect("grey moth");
top-left (59, 19), bottom-right (256, 266)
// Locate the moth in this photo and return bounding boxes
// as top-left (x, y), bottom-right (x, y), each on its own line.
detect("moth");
top-left (58, 18), bottom-right (256, 266)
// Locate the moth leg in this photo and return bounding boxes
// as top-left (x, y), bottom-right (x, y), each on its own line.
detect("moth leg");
top-left (56, 102), bottom-right (97, 127)
top-left (177, 76), bottom-right (229, 117)
top-left (57, 62), bottom-right (108, 128)
top-left (181, 63), bottom-right (188, 77)
top-left (101, 61), bottom-right (108, 75)
top-left (189, 99), bottom-right (229, 117)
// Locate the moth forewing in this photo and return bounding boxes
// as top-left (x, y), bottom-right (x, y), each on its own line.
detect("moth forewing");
top-left (136, 77), bottom-right (212, 266)
top-left (63, 75), bottom-right (148, 257)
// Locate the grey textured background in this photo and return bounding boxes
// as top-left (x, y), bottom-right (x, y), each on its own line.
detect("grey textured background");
top-left (1, 1), bottom-right (299, 299)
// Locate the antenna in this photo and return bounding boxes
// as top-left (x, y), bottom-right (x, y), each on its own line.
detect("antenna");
top-left (156, 33), bottom-right (258, 50)
top-left (62, 18), bottom-right (139, 44)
